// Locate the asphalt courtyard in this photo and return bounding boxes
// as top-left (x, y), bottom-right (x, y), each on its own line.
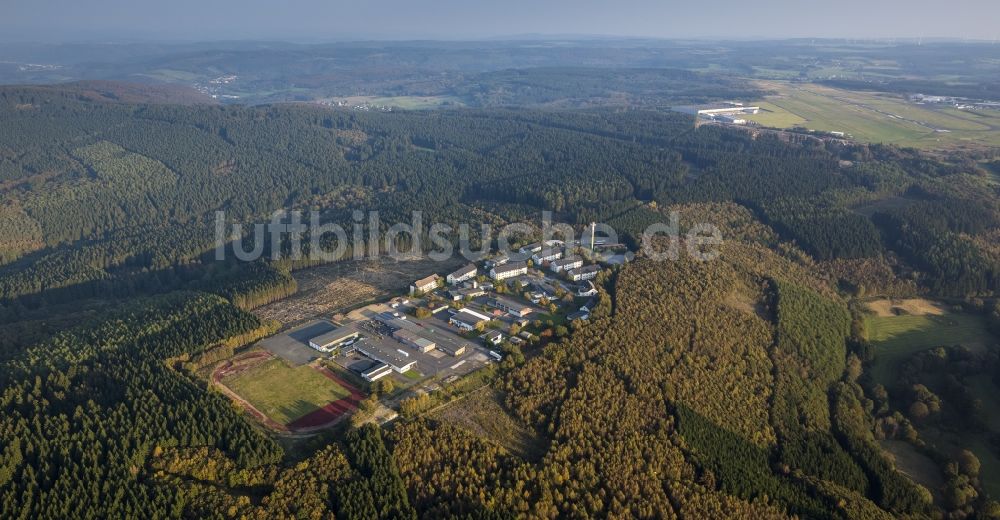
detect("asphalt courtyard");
top-left (259, 319), bottom-right (335, 366)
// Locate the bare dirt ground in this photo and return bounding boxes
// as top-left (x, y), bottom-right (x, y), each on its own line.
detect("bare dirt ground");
top-left (253, 256), bottom-right (466, 326)
top-left (866, 298), bottom-right (947, 318)
top-left (431, 386), bottom-right (546, 461)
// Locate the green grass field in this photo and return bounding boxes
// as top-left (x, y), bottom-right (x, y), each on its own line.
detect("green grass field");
top-left (864, 312), bottom-right (993, 385)
top-left (967, 433), bottom-right (1000, 499)
top-left (370, 96), bottom-right (463, 109)
top-left (913, 369), bottom-right (1000, 500)
top-left (967, 375), bottom-right (1000, 499)
top-left (748, 81), bottom-right (1000, 150)
top-left (139, 69), bottom-right (202, 82)
top-left (223, 358), bottom-right (351, 425)
top-left (866, 308), bottom-right (1000, 498)
top-left (940, 107), bottom-right (1000, 128)
top-left (750, 102), bottom-right (808, 128)
top-left (920, 426), bottom-right (1000, 500)
top-left (880, 440), bottom-right (944, 500)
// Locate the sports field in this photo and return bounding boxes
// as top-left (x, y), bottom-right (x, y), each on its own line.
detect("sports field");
top-left (863, 299), bottom-right (994, 385)
top-left (749, 81), bottom-right (1000, 150)
top-left (222, 357), bottom-right (353, 425)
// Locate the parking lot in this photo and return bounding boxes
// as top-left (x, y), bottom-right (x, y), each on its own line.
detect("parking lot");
top-left (259, 319), bottom-right (334, 366)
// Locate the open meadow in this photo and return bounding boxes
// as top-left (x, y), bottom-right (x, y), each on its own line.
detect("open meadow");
top-left (863, 299), bottom-right (994, 385)
top-left (749, 81), bottom-right (1000, 150)
top-left (865, 299), bottom-right (1000, 498)
top-left (319, 95), bottom-right (463, 109)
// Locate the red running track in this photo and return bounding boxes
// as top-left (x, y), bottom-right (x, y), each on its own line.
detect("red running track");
top-left (286, 368), bottom-right (366, 430)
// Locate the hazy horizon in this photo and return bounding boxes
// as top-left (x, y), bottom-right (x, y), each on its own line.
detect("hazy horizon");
top-left (3, 0), bottom-right (999, 43)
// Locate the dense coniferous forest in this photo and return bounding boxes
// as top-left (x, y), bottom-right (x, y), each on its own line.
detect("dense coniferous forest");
top-left (1, 83), bottom-right (1000, 518)
top-left (2, 85), bottom-right (998, 303)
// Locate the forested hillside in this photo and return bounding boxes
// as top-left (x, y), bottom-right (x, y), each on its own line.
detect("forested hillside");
top-left (3, 220), bottom-right (982, 518)
top-left (1, 85), bottom-right (998, 307)
top-left (0, 293), bottom-right (283, 518)
top-left (1, 83), bottom-right (1000, 518)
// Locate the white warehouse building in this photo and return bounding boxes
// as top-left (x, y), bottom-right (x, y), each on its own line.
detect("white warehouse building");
top-left (674, 103), bottom-right (760, 117)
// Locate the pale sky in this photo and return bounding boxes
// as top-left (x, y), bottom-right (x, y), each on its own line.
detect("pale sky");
top-left (2, 0), bottom-right (998, 42)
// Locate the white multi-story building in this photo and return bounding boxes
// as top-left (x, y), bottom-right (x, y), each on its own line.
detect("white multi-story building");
top-left (410, 274), bottom-right (440, 295)
top-left (567, 264), bottom-right (600, 282)
top-left (519, 242), bottom-right (543, 254)
top-left (490, 261), bottom-right (528, 281)
top-left (550, 256), bottom-right (583, 273)
top-left (532, 248), bottom-right (563, 264)
top-left (446, 263), bottom-right (477, 285)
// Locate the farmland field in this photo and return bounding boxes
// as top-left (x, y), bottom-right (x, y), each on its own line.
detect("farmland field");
top-left (863, 299), bottom-right (994, 385)
top-left (748, 81), bottom-right (1000, 150)
top-left (222, 357), bottom-right (353, 425)
top-left (319, 95), bottom-right (463, 110)
top-left (370, 95), bottom-right (464, 109)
